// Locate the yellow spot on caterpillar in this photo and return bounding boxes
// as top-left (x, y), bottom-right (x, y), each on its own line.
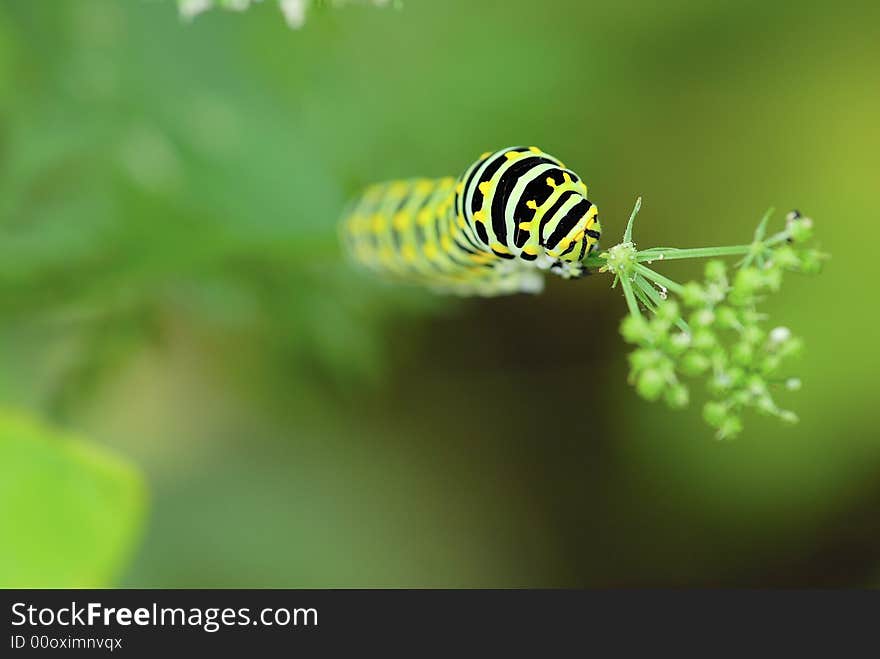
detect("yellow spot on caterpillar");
top-left (526, 200), bottom-right (538, 210)
top-left (473, 209), bottom-right (486, 223)
top-left (491, 243), bottom-right (510, 254)
top-left (572, 230), bottom-right (585, 242)
top-left (417, 208), bottom-right (433, 226)
top-left (504, 151), bottom-right (521, 161)
top-left (522, 245), bottom-right (539, 256)
top-left (371, 214), bottom-right (386, 233)
top-left (529, 146), bottom-right (542, 154)
top-left (424, 242), bottom-right (438, 260)
top-left (518, 221), bottom-right (533, 231)
top-left (389, 182), bottom-right (408, 198)
top-left (441, 235), bottom-right (452, 252)
top-left (479, 151), bottom-right (491, 159)
top-left (546, 177), bottom-right (557, 189)
top-left (478, 181), bottom-right (492, 196)
top-left (392, 211), bottom-right (411, 230)
top-left (402, 245), bottom-right (416, 262)
top-left (457, 213), bottom-right (467, 228)
top-left (456, 182), bottom-right (464, 194)
top-left (415, 180), bottom-right (434, 195)
top-left (562, 172), bottom-right (572, 183)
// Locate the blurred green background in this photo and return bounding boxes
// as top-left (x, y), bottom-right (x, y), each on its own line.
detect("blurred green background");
top-left (1, 0), bottom-right (878, 587)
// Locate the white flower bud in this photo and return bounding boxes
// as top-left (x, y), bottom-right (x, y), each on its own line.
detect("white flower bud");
top-left (769, 326), bottom-right (791, 345)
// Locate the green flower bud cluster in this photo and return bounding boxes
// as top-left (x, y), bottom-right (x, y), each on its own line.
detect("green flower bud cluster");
top-left (605, 207), bottom-right (826, 439)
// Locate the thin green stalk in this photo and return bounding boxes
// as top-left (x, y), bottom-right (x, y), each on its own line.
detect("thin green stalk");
top-left (623, 196), bottom-right (642, 244)
top-left (636, 244), bottom-right (752, 262)
top-left (619, 275), bottom-right (641, 317)
top-left (632, 283), bottom-right (656, 314)
top-left (636, 274), bottom-right (690, 333)
top-left (633, 263), bottom-right (685, 295)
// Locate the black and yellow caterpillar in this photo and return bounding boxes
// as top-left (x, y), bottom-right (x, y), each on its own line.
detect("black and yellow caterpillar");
top-left (340, 146), bottom-right (601, 296)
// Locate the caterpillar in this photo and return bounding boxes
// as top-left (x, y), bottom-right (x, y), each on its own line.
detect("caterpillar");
top-left (340, 146), bottom-right (601, 296)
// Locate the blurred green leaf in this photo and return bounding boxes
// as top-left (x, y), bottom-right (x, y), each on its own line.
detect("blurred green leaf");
top-left (0, 409), bottom-right (146, 587)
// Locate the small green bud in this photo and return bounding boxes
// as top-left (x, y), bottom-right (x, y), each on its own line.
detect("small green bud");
top-left (621, 314), bottom-right (652, 344)
top-left (655, 300), bottom-right (680, 325)
top-left (704, 260), bottom-right (727, 283)
top-left (665, 384), bottom-right (689, 409)
top-left (649, 315), bottom-right (673, 335)
top-left (628, 348), bottom-right (661, 372)
top-left (704, 282), bottom-right (727, 306)
top-left (637, 369), bottom-right (665, 401)
top-left (741, 325), bottom-right (764, 345)
top-left (799, 248), bottom-right (826, 274)
top-left (715, 306), bottom-right (740, 330)
top-left (730, 390), bottom-right (751, 407)
top-left (691, 329), bottom-right (717, 351)
top-left (777, 336), bottom-right (804, 359)
top-left (667, 331), bottom-right (691, 355)
top-left (680, 351), bottom-right (710, 375)
top-left (773, 245), bottom-right (801, 270)
top-left (735, 267), bottom-right (763, 292)
top-left (785, 377), bottom-right (802, 391)
top-left (712, 367), bottom-right (745, 393)
top-left (718, 415), bottom-right (743, 439)
top-left (732, 341), bottom-right (754, 366)
top-left (681, 282), bottom-right (706, 308)
top-left (754, 396), bottom-right (773, 415)
top-left (789, 217), bottom-right (814, 243)
top-left (728, 367), bottom-right (746, 387)
top-left (656, 357), bottom-right (677, 382)
top-left (703, 401), bottom-right (728, 428)
top-left (760, 354), bottom-right (783, 374)
top-left (747, 375), bottom-right (768, 397)
top-left (690, 309), bottom-right (715, 328)
top-left (761, 266), bottom-right (783, 291)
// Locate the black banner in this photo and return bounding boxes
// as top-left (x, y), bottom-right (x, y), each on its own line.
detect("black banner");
top-left (2, 590), bottom-right (876, 653)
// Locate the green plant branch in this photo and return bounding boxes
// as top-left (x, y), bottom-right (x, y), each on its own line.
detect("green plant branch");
top-left (633, 264), bottom-right (685, 295)
top-left (619, 275), bottom-right (641, 317)
top-left (585, 199), bottom-right (825, 439)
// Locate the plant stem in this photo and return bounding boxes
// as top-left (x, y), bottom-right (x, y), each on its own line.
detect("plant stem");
top-left (619, 275), bottom-right (641, 317)
top-left (636, 244), bottom-right (752, 262)
top-left (623, 196), bottom-right (642, 244)
top-left (633, 264), bottom-right (685, 295)
top-left (632, 282), bottom-right (656, 313)
top-left (636, 274), bottom-right (690, 333)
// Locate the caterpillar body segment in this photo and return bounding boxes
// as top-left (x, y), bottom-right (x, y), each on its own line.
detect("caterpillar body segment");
top-left (340, 146), bottom-right (601, 296)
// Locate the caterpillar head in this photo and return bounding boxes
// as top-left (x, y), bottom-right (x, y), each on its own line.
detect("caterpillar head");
top-left (538, 166), bottom-right (601, 278)
top-left (458, 146), bottom-right (600, 277)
